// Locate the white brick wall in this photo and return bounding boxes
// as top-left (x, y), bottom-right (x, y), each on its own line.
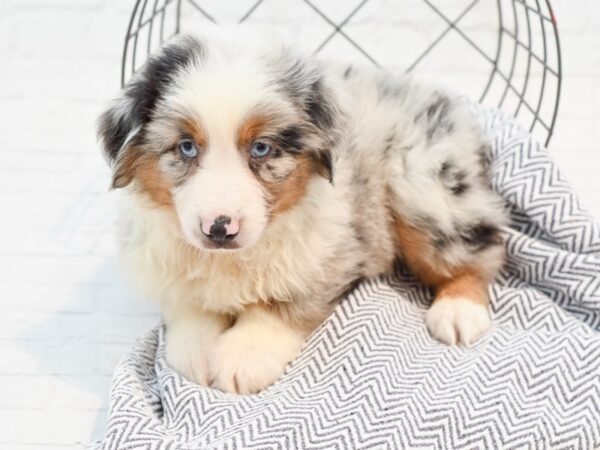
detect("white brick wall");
top-left (0, 1), bottom-right (598, 448)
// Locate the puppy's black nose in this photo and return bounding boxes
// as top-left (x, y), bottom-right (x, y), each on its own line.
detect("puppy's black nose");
top-left (202, 215), bottom-right (238, 243)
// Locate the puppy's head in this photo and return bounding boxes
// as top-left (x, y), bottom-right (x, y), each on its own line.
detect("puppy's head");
top-left (98, 32), bottom-right (342, 251)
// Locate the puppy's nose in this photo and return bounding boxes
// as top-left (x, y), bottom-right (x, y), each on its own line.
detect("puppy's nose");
top-left (201, 215), bottom-right (240, 243)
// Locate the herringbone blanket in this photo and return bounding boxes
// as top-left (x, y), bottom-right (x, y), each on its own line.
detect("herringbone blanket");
top-left (93, 107), bottom-right (600, 449)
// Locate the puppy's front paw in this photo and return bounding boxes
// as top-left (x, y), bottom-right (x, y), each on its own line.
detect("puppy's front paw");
top-left (164, 314), bottom-right (229, 385)
top-left (426, 297), bottom-right (490, 345)
top-left (166, 343), bottom-right (210, 386)
top-left (209, 320), bottom-right (305, 395)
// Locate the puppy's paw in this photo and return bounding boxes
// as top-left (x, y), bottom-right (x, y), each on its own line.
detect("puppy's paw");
top-left (164, 314), bottom-right (229, 385)
top-left (165, 343), bottom-right (210, 386)
top-left (209, 320), bottom-right (305, 395)
top-left (426, 297), bottom-right (490, 345)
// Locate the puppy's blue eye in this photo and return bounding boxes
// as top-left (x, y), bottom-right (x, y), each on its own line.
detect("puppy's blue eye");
top-left (179, 139), bottom-right (198, 158)
top-left (251, 141), bottom-right (272, 158)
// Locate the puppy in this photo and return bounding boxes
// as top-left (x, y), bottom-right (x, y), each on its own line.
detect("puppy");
top-left (98, 30), bottom-right (507, 394)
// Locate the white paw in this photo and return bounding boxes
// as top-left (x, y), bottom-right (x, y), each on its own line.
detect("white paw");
top-left (426, 297), bottom-right (491, 345)
top-left (165, 340), bottom-right (210, 386)
top-left (164, 314), bottom-right (229, 385)
top-left (209, 319), bottom-right (305, 395)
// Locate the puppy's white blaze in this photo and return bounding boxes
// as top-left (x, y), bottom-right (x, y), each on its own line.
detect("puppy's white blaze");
top-left (426, 297), bottom-right (491, 345)
top-left (173, 144), bottom-right (268, 250)
top-left (173, 60), bottom-right (272, 136)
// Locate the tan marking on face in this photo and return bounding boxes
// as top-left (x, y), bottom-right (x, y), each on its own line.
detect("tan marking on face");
top-left (235, 114), bottom-right (316, 216)
top-left (112, 146), bottom-right (141, 189)
top-left (180, 117), bottom-right (208, 149)
top-left (393, 215), bottom-right (489, 305)
top-left (264, 154), bottom-right (314, 215)
top-left (236, 115), bottom-right (270, 150)
top-left (134, 154), bottom-right (175, 208)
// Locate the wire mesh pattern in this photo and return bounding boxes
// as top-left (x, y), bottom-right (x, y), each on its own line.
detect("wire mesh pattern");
top-left (121, 0), bottom-right (562, 146)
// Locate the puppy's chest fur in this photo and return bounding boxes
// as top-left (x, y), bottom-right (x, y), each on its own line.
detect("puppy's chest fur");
top-left (120, 179), bottom-right (371, 316)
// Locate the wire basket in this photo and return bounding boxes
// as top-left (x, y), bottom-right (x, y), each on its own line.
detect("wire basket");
top-left (121, 0), bottom-right (562, 147)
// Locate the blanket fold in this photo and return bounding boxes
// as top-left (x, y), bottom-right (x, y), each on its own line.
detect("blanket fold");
top-left (93, 107), bottom-right (600, 449)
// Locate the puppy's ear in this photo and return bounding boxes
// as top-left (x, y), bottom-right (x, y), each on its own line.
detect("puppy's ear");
top-left (304, 77), bottom-right (343, 184)
top-left (312, 146), bottom-right (334, 183)
top-left (97, 106), bottom-right (143, 189)
top-left (97, 35), bottom-right (203, 189)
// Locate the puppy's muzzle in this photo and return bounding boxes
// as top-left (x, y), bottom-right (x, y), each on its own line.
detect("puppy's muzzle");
top-left (201, 215), bottom-right (240, 244)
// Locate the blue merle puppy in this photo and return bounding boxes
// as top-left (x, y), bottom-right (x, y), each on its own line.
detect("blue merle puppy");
top-left (97, 28), bottom-right (507, 394)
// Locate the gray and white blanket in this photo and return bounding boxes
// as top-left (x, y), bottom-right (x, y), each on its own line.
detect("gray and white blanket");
top-left (93, 107), bottom-right (600, 449)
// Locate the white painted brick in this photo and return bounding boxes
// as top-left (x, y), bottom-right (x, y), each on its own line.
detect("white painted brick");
top-left (0, 168), bottom-right (109, 194)
top-left (0, 230), bottom-right (112, 257)
top-left (0, 57), bottom-right (118, 102)
top-left (551, 0), bottom-right (591, 33)
top-left (0, 10), bottom-right (19, 57)
top-left (0, 341), bottom-right (97, 375)
top-left (85, 8), bottom-right (138, 60)
top-left (557, 35), bottom-right (600, 76)
top-left (96, 342), bottom-right (132, 375)
top-left (0, 375), bottom-right (55, 409)
top-left (550, 116), bottom-right (599, 153)
top-left (14, 10), bottom-right (96, 59)
top-left (0, 343), bottom-right (44, 375)
top-left (595, 76), bottom-right (600, 115)
top-left (56, 314), bottom-right (103, 341)
top-left (1, 151), bottom-right (88, 173)
top-left (0, 284), bottom-right (96, 314)
top-left (107, 0), bottom-right (138, 14)
top-left (94, 314), bottom-right (159, 344)
top-left (0, 446), bottom-right (84, 450)
top-left (96, 282), bottom-right (160, 316)
top-left (0, 99), bottom-right (103, 153)
top-left (553, 144), bottom-right (600, 166)
top-left (557, 76), bottom-right (598, 117)
top-left (51, 375), bottom-right (111, 410)
top-left (0, 313), bottom-right (59, 341)
top-left (65, 255), bottom-right (121, 285)
top-left (0, 193), bottom-right (113, 236)
top-left (1, 1), bottom-right (600, 448)
top-left (0, 254), bottom-right (116, 286)
top-left (0, 409), bottom-right (100, 446)
top-left (592, 2), bottom-right (600, 34)
top-left (10, 0), bottom-right (104, 7)
top-left (0, 256), bottom-right (71, 284)
top-left (91, 229), bottom-right (120, 257)
top-left (12, 0), bottom-right (105, 8)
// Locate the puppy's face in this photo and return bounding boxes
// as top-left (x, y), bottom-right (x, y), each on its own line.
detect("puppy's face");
top-left (98, 35), bottom-right (340, 251)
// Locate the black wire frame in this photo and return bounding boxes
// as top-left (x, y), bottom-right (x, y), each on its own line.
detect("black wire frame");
top-left (120, 0), bottom-right (562, 147)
